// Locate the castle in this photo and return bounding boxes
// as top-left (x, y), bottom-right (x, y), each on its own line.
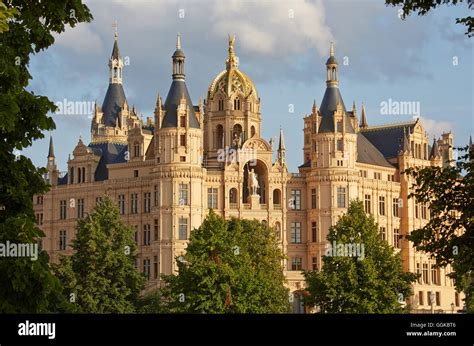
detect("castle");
top-left (35, 32), bottom-right (463, 313)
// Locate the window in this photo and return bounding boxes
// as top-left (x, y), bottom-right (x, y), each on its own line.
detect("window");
top-left (59, 230), bottom-right (67, 251)
top-left (144, 192), bottom-right (151, 213)
top-left (234, 98), bottom-right (241, 110)
top-left (77, 198), bottom-right (84, 218)
top-left (134, 142), bottom-right (140, 157)
top-left (336, 139), bottom-right (343, 151)
top-left (290, 190), bottom-right (301, 210)
top-left (373, 172), bottom-right (381, 180)
top-left (36, 196), bottom-right (43, 204)
top-left (180, 116), bottom-right (186, 127)
top-left (337, 187), bottom-right (346, 208)
top-left (422, 263), bottom-right (429, 284)
top-left (143, 259), bottom-right (150, 280)
top-left (180, 134), bottom-right (186, 146)
top-left (131, 193), bottom-right (138, 214)
top-left (312, 257), bottom-right (319, 271)
top-left (134, 170), bottom-right (139, 178)
top-left (311, 189), bottom-right (317, 209)
top-left (416, 263), bottom-right (422, 284)
top-left (60, 200), bottom-right (67, 220)
top-left (436, 292), bottom-right (441, 306)
top-left (118, 194), bottom-right (125, 215)
top-left (95, 196), bottom-right (102, 205)
top-left (178, 217), bottom-right (188, 240)
top-left (290, 222), bottom-right (302, 244)
top-left (379, 196), bottom-right (385, 216)
top-left (415, 202), bottom-right (419, 218)
top-left (364, 194), bottom-right (371, 214)
top-left (419, 291), bottom-right (424, 305)
top-left (393, 198), bottom-right (399, 217)
top-left (207, 188), bottom-right (218, 209)
top-left (393, 228), bottom-right (400, 248)
top-left (229, 188), bottom-right (238, 205)
top-left (218, 99), bottom-right (224, 111)
top-left (336, 121), bottom-right (343, 132)
top-left (154, 219), bottom-right (159, 241)
top-left (69, 167), bottom-right (74, 184)
top-left (179, 184), bottom-right (188, 206)
top-left (143, 224), bottom-right (151, 246)
top-left (154, 185), bottom-right (159, 206)
top-left (180, 156), bottom-right (186, 162)
top-left (360, 170), bottom-right (368, 178)
top-left (380, 227), bottom-right (386, 241)
top-left (311, 222), bottom-right (317, 242)
top-left (421, 204), bottom-right (427, 219)
top-left (455, 292), bottom-right (460, 307)
top-left (431, 266), bottom-right (439, 285)
top-left (291, 257), bottom-right (302, 271)
top-left (154, 256), bottom-right (159, 279)
top-left (134, 225), bottom-right (139, 244)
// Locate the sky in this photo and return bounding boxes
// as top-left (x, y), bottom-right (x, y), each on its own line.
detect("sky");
top-left (23, 0), bottom-right (473, 172)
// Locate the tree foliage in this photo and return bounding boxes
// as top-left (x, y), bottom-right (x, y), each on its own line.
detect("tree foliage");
top-left (386, 0), bottom-right (473, 37)
top-left (0, 0), bottom-right (92, 312)
top-left (406, 146), bottom-right (473, 311)
top-left (161, 211), bottom-right (290, 313)
top-left (53, 196), bottom-right (145, 313)
top-left (303, 201), bottom-right (417, 313)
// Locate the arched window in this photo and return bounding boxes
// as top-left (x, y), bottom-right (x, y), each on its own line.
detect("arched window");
top-left (82, 167), bottom-right (85, 183)
top-left (250, 126), bottom-right (256, 137)
top-left (229, 188), bottom-right (238, 205)
top-left (234, 98), bottom-right (241, 110)
top-left (77, 167), bottom-right (82, 183)
top-left (114, 67), bottom-right (118, 78)
top-left (218, 99), bottom-right (224, 111)
top-left (134, 142), bottom-right (140, 157)
top-left (273, 189), bottom-right (281, 206)
top-left (216, 125), bottom-right (224, 149)
top-left (332, 67), bottom-right (336, 80)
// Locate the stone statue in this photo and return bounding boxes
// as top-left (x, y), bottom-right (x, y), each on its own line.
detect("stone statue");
top-left (233, 132), bottom-right (241, 148)
top-left (248, 168), bottom-right (259, 196)
top-left (269, 136), bottom-right (275, 151)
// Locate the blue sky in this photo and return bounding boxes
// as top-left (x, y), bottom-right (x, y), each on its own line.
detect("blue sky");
top-left (23, 0), bottom-right (473, 172)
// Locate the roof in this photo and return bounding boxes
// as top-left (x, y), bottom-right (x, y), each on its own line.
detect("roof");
top-left (361, 121), bottom-right (416, 159)
top-left (101, 83), bottom-right (127, 127)
top-left (173, 48), bottom-right (185, 58)
top-left (357, 133), bottom-right (394, 168)
top-left (88, 142), bottom-right (128, 181)
top-left (111, 39), bottom-right (120, 59)
top-left (318, 85), bottom-right (355, 133)
top-left (162, 80), bottom-right (200, 129)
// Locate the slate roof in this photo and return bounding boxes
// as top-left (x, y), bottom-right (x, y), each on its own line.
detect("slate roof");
top-left (88, 142), bottom-right (128, 181)
top-left (357, 133), bottom-right (394, 168)
top-left (101, 83), bottom-right (127, 127)
top-left (111, 39), bottom-right (120, 59)
top-left (162, 80), bottom-right (200, 129)
top-left (318, 85), bottom-right (355, 133)
top-left (361, 122), bottom-right (416, 159)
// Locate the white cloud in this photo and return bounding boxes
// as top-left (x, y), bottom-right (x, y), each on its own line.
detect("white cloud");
top-left (419, 116), bottom-right (454, 138)
top-left (54, 22), bottom-right (103, 54)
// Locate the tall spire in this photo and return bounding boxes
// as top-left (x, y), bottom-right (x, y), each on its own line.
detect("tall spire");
top-left (312, 99), bottom-right (318, 114)
top-left (172, 33), bottom-right (185, 80)
top-left (360, 103), bottom-right (368, 129)
top-left (429, 137), bottom-right (441, 160)
top-left (109, 21), bottom-right (123, 84)
top-left (326, 42), bottom-right (338, 86)
top-left (402, 128), bottom-right (410, 154)
top-left (278, 127), bottom-right (286, 165)
top-left (48, 136), bottom-right (55, 158)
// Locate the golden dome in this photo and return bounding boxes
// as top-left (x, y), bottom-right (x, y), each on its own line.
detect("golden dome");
top-left (207, 35), bottom-right (258, 100)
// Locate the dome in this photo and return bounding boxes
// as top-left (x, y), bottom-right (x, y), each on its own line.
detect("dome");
top-left (207, 35), bottom-right (258, 100)
top-left (326, 55), bottom-right (338, 65)
top-left (207, 68), bottom-right (258, 100)
top-left (172, 48), bottom-right (185, 58)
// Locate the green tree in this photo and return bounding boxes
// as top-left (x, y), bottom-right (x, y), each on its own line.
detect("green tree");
top-left (406, 146), bottom-right (473, 312)
top-left (161, 211), bottom-right (289, 313)
top-left (386, 0), bottom-right (473, 37)
top-left (303, 201), bottom-right (417, 313)
top-left (0, 0), bottom-right (91, 312)
top-left (53, 196), bottom-right (145, 313)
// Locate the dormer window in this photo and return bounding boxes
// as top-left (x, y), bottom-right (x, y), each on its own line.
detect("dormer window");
top-left (180, 115), bottom-right (186, 127)
top-left (234, 98), bottom-right (241, 110)
top-left (134, 142), bottom-right (140, 157)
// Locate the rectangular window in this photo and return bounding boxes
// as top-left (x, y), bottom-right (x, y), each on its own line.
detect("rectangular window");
top-left (143, 224), bottom-right (151, 246)
top-left (290, 222), bottom-right (302, 244)
top-left (290, 190), bottom-right (301, 210)
top-left (364, 194), bottom-right (371, 214)
top-left (436, 292), bottom-right (441, 306)
top-left (180, 116), bottom-right (186, 127)
top-left (143, 259), bottom-right (150, 280)
top-left (154, 256), bottom-right (159, 279)
top-left (421, 204), bottom-right (427, 219)
top-left (178, 217), bottom-right (188, 240)
top-left (59, 200), bottom-right (67, 220)
top-left (336, 139), bottom-right (343, 151)
top-left (134, 225), bottom-right (138, 245)
top-left (311, 222), bottom-right (317, 243)
top-left (311, 189), bottom-right (317, 209)
top-left (419, 291), bottom-right (424, 306)
top-left (59, 230), bottom-right (67, 251)
top-left (422, 263), bottom-right (429, 284)
top-left (416, 263), bottom-right (422, 284)
top-left (118, 194), bottom-right (125, 215)
top-left (379, 196), bottom-right (385, 216)
top-left (431, 266), bottom-right (439, 285)
top-left (393, 198), bottom-right (399, 217)
top-left (134, 170), bottom-right (139, 178)
top-left (393, 228), bottom-right (400, 248)
top-left (207, 188), bottom-right (218, 209)
top-left (154, 185), bottom-right (159, 206)
top-left (77, 198), bottom-right (85, 219)
top-left (143, 192), bottom-right (151, 213)
top-left (380, 227), bottom-right (386, 241)
top-left (312, 257), bottom-right (318, 271)
top-left (131, 193), bottom-right (138, 214)
top-left (180, 134), bottom-right (186, 147)
top-left (455, 292), bottom-right (460, 307)
top-left (179, 184), bottom-right (188, 206)
top-left (291, 257), bottom-right (302, 271)
top-left (154, 219), bottom-right (159, 241)
top-left (415, 202), bottom-right (419, 218)
top-left (337, 187), bottom-right (346, 208)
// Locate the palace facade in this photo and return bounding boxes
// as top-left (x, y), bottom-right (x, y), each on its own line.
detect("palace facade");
top-left (34, 33), bottom-right (463, 313)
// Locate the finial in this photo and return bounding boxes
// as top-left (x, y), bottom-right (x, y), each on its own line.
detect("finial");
top-left (330, 41), bottom-right (334, 57)
top-left (113, 20), bottom-right (118, 40)
top-left (177, 32), bottom-right (181, 50)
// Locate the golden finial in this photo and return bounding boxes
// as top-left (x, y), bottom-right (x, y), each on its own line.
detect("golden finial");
top-left (228, 33), bottom-right (236, 54)
top-left (177, 32), bottom-right (181, 49)
top-left (330, 41), bottom-right (334, 56)
top-left (113, 20), bottom-right (118, 40)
